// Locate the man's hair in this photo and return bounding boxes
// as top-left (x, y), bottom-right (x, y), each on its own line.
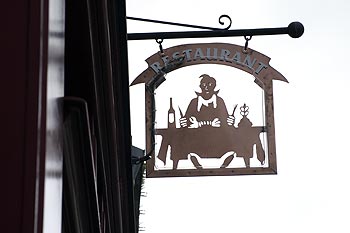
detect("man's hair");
top-left (199, 74), bottom-right (216, 87)
top-left (196, 74), bottom-right (219, 97)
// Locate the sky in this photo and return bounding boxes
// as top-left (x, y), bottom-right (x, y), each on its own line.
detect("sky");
top-left (126, 0), bottom-right (350, 232)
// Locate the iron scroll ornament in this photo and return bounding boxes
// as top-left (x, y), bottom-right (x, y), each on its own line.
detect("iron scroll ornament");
top-left (127, 14), bottom-right (232, 31)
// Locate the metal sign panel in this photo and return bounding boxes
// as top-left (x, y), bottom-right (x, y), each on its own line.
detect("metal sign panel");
top-left (131, 43), bottom-right (287, 177)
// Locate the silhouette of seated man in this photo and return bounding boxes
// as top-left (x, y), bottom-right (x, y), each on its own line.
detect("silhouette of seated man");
top-left (179, 74), bottom-right (235, 168)
top-left (179, 74), bottom-right (235, 128)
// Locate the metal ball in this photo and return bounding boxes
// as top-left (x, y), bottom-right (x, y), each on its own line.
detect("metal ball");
top-left (288, 22), bottom-right (304, 38)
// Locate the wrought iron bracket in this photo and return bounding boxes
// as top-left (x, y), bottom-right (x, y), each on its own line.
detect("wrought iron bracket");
top-left (127, 15), bottom-right (304, 40)
top-left (127, 15), bottom-right (232, 31)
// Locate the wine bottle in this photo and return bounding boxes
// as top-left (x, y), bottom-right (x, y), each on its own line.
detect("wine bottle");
top-left (168, 97), bottom-right (175, 128)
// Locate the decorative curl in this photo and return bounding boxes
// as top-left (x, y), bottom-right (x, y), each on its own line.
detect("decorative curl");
top-left (218, 15), bottom-right (232, 30)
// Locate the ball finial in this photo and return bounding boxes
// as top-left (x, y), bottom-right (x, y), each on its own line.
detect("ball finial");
top-left (288, 22), bottom-right (304, 38)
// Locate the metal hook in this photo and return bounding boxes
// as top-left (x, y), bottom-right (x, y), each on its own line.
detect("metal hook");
top-left (156, 38), bottom-right (164, 56)
top-left (243, 35), bottom-right (252, 53)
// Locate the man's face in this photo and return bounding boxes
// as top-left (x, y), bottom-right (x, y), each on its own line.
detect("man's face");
top-left (200, 78), bottom-right (216, 100)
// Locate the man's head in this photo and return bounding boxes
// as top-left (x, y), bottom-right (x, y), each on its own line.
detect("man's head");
top-left (198, 74), bottom-right (218, 100)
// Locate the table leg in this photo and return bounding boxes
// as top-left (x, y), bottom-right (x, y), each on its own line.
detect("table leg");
top-left (157, 136), bottom-right (169, 164)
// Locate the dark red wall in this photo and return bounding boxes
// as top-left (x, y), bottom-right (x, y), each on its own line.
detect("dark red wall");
top-left (0, 0), bottom-right (54, 232)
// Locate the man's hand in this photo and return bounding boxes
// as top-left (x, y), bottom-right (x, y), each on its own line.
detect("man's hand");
top-left (211, 118), bottom-right (221, 127)
top-left (188, 117), bottom-right (199, 128)
top-left (227, 115), bottom-right (235, 126)
top-left (179, 117), bottom-right (187, 128)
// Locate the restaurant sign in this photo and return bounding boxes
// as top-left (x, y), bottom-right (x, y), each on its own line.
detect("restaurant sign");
top-left (131, 43), bottom-right (288, 177)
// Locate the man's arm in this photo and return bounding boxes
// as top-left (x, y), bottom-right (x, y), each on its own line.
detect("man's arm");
top-left (179, 98), bottom-right (198, 128)
top-left (217, 96), bottom-right (235, 126)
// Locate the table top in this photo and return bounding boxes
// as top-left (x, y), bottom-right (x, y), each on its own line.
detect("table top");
top-left (156, 126), bottom-right (265, 162)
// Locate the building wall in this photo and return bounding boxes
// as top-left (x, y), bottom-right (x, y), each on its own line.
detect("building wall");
top-left (1, 0), bottom-right (136, 233)
top-left (1, 0), bottom-right (64, 232)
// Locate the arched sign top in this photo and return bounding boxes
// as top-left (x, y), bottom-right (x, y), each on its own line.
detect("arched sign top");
top-left (130, 43), bottom-right (288, 89)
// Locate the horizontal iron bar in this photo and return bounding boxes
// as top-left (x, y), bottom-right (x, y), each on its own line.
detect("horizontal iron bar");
top-left (127, 22), bottom-right (304, 40)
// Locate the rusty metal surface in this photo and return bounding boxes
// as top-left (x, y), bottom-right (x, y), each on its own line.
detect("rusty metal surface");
top-left (130, 43), bottom-right (287, 86)
top-left (137, 43), bottom-right (285, 177)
